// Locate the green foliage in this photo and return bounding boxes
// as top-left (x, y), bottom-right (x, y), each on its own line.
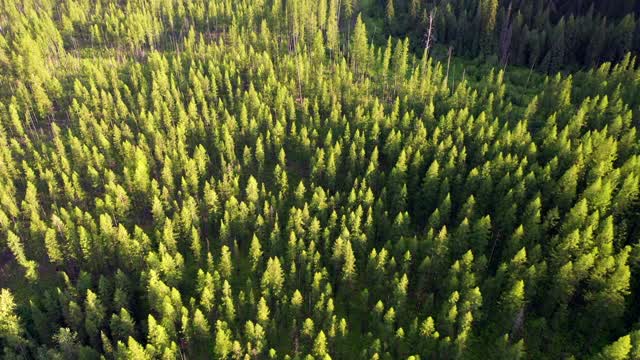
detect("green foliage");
top-left (376, 0), bottom-right (640, 71)
top-left (0, 289), bottom-right (25, 353)
top-left (0, 1), bottom-right (638, 359)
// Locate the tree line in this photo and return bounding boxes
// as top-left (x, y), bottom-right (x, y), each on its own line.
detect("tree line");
top-left (371, 0), bottom-right (639, 72)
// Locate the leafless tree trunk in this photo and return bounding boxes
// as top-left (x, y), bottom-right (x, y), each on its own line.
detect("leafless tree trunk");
top-left (525, 61), bottom-right (535, 86)
top-left (424, 8), bottom-right (436, 54)
top-left (296, 53), bottom-right (303, 102)
top-left (446, 46), bottom-right (453, 81)
top-left (500, 2), bottom-right (514, 67)
top-left (511, 307), bottom-right (525, 341)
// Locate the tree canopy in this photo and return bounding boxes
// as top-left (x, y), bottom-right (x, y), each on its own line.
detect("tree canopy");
top-left (0, 0), bottom-right (639, 359)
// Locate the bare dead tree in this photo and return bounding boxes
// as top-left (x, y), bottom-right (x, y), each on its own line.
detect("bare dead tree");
top-left (424, 8), bottom-right (436, 54)
top-left (500, 2), bottom-right (514, 67)
top-left (446, 46), bottom-right (453, 80)
top-left (296, 52), bottom-right (303, 102)
top-left (510, 307), bottom-right (526, 342)
top-left (525, 61), bottom-right (535, 87)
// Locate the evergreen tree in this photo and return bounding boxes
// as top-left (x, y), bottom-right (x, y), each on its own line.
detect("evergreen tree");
top-left (386, 0), bottom-right (396, 25)
top-left (351, 14), bottom-right (369, 76)
top-left (326, 0), bottom-right (340, 55)
top-left (0, 289), bottom-right (25, 354)
top-left (250, 234), bottom-right (264, 272)
top-left (313, 331), bottom-right (328, 358)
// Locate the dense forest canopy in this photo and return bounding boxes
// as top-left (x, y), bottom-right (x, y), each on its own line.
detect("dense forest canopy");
top-left (362, 0), bottom-right (640, 72)
top-left (0, 0), bottom-right (639, 359)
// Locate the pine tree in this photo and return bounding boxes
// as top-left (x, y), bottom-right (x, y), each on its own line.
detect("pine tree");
top-left (386, 0), bottom-right (395, 25)
top-left (110, 308), bottom-right (135, 342)
top-left (295, 180), bottom-right (306, 206)
top-left (214, 320), bottom-right (233, 359)
top-left (313, 330), bottom-right (328, 358)
top-left (257, 297), bottom-right (270, 327)
top-left (341, 240), bottom-right (357, 284)
top-left (250, 234), bottom-right (263, 272)
top-left (548, 18), bottom-right (566, 73)
top-left (44, 228), bottom-right (63, 264)
top-left (326, 0), bottom-right (340, 55)
top-left (261, 257), bottom-right (285, 299)
top-left (317, 0), bottom-right (328, 31)
top-left (85, 290), bottom-right (106, 346)
top-left (246, 176), bottom-right (260, 205)
top-left (6, 231), bottom-right (37, 281)
top-left (219, 245), bottom-right (233, 279)
top-left (291, 290), bottom-right (304, 316)
top-left (339, 0), bottom-right (354, 28)
top-left (351, 14), bottom-right (369, 76)
top-left (0, 289), bottom-right (25, 351)
top-left (479, 0), bottom-right (498, 54)
top-left (392, 39), bottom-right (409, 92)
top-left (192, 308), bottom-right (210, 341)
top-left (595, 334), bottom-right (632, 360)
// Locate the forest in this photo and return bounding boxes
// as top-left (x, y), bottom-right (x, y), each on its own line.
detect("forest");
top-left (0, 0), bottom-right (639, 359)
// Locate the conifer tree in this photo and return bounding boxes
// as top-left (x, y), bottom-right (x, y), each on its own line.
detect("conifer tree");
top-left (250, 234), bottom-right (263, 272)
top-left (6, 231), bottom-right (37, 281)
top-left (351, 14), bottom-right (369, 76)
top-left (313, 330), bottom-right (328, 358)
top-left (261, 257), bottom-right (285, 299)
top-left (326, 0), bottom-right (340, 56)
top-left (386, 0), bottom-right (396, 25)
top-left (0, 289), bottom-right (25, 353)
